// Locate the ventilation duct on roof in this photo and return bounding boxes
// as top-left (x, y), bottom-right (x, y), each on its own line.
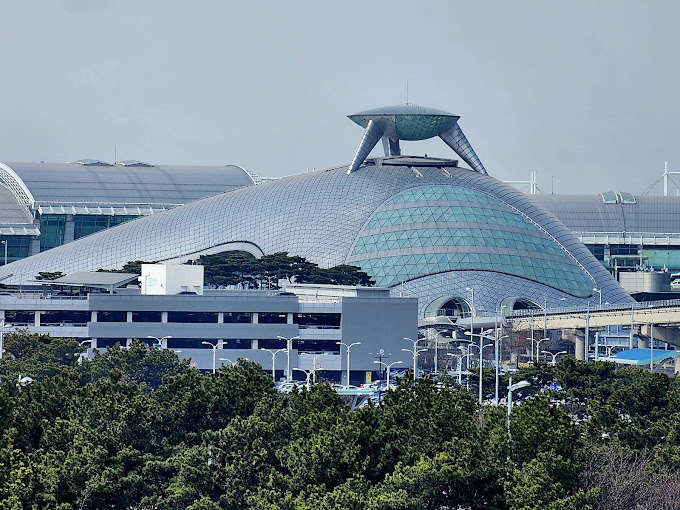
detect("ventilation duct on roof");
top-left (71, 159), bottom-right (112, 166)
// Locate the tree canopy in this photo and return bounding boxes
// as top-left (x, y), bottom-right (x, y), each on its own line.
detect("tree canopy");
top-left (95, 252), bottom-right (375, 289)
top-left (197, 252), bottom-right (375, 289)
top-left (1, 336), bottom-right (678, 509)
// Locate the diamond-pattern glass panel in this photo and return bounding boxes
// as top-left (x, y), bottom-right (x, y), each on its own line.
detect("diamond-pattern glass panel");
top-left (352, 185), bottom-right (594, 297)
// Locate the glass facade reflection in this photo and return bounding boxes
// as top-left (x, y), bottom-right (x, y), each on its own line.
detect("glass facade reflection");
top-left (350, 186), bottom-right (594, 297)
top-left (39, 214), bottom-right (67, 251)
top-left (74, 215), bottom-right (139, 240)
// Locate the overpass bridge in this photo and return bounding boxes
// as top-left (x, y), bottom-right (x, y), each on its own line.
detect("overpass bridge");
top-left (507, 299), bottom-right (680, 361)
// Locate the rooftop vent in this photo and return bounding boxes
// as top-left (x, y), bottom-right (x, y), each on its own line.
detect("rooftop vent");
top-left (71, 159), bottom-right (112, 166)
top-left (600, 191), bottom-right (617, 204)
top-left (619, 191), bottom-right (636, 204)
top-left (117, 160), bottom-right (154, 167)
top-left (600, 191), bottom-right (636, 204)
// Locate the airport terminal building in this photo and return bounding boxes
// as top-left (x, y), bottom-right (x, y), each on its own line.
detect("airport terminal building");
top-left (0, 105), bottom-right (638, 325)
top-left (0, 160), bottom-right (259, 263)
top-left (2, 104), bottom-right (679, 372)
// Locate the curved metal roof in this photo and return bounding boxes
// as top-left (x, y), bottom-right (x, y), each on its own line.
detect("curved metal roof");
top-left (532, 194), bottom-right (680, 234)
top-left (0, 162), bottom-right (256, 207)
top-left (0, 185), bottom-right (34, 225)
top-left (0, 156), bottom-right (631, 312)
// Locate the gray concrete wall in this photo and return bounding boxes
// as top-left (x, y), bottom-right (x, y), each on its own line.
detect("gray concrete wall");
top-left (340, 297), bottom-right (418, 374)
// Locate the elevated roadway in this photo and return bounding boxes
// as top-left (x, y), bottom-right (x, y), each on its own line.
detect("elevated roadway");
top-left (508, 300), bottom-right (680, 331)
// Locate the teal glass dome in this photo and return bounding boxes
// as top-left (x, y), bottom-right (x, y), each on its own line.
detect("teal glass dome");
top-left (347, 185), bottom-right (595, 297)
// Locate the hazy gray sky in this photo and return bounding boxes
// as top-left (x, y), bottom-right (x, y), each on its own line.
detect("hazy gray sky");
top-left (0, 0), bottom-right (677, 194)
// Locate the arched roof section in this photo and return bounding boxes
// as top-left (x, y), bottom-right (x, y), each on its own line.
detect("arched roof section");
top-left (0, 185), bottom-right (34, 225)
top-left (0, 163), bottom-right (35, 209)
top-left (500, 296), bottom-right (541, 311)
top-left (423, 295), bottom-right (471, 318)
top-left (532, 194), bottom-right (680, 234)
top-left (0, 161), bottom-right (256, 208)
top-left (0, 156), bottom-right (631, 307)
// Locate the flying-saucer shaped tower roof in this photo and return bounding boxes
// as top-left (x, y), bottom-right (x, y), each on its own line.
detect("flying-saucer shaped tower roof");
top-left (347, 104), bottom-right (487, 175)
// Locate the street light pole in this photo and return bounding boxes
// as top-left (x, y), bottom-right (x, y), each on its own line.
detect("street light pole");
top-left (292, 367), bottom-right (312, 389)
top-left (495, 303), bottom-right (507, 406)
top-left (535, 338), bottom-right (550, 363)
top-left (468, 330), bottom-right (505, 405)
top-left (543, 295), bottom-right (547, 340)
top-left (76, 339), bottom-right (92, 364)
top-left (465, 328), bottom-right (494, 405)
top-left (402, 337), bottom-right (426, 379)
top-left (147, 335), bottom-right (172, 349)
top-left (431, 330), bottom-right (454, 375)
top-left (1, 240), bottom-right (7, 266)
top-left (447, 352), bottom-right (469, 385)
top-left (277, 335), bottom-right (300, 383)
top-left (541, 350), bottom-right (568, 366)
top-left (585, 301), bottom-right (590, 360)
top-left (312, 352), bottom-right (328, 383)
top-left (0, 319), bottom-right (12, 359)
top-left (374, 360), bottom-right (403, 390)
top-left (593, 287), bottom-right (602, 306)
top-left (465, 287), bottom-right (479, 401)
top-left (337, 341), bottom-right (361, 387)
top-left (201, 340), bottom-right (223, 374)
top-left (261, 347), bottom-right (286, 382)
top-left (507, 376), bottom-right (531, 437)
top-left (530, 309), bottom-right (535, 362)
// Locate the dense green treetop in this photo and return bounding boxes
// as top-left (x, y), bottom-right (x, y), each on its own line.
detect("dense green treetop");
top-left (0, 337), bottom-right (678, 509)
top-left (93, 252), bottom-right (376, 289)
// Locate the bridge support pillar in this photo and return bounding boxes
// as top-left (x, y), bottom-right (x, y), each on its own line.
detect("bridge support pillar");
top-left (640, 325), bottom-right (680, 348)
top-left (563, 329), bottom-right (586, 361)
top-left (675, 357), bottom-right (680, 375)
top-left (638, 337), bottom-right (649, 349)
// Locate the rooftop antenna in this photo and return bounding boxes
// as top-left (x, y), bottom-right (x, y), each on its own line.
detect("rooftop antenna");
top-left (114, 145), bottom-right (117, 164)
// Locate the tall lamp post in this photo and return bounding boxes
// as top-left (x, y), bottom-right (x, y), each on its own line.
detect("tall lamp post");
top-left (292, 367), bottom-right (312, 389)
top-left (465, 287), bottom-right (483, 403)
top-left (593, 287), bottom-right (602, 306)
top-left (431, 330), bottom-right (454, 375)
top-left (0, 319), bottom-right (12, 359)
top-left (543, 296), bottom-right (548, 339)
top-left (78, 339), bottom-right (92, 363)
top-left (202, 340), bottom-right (224, 374)
top-left (261, 347), bottom-right (286, 382)
top-left (541, 350), bottom-right (568, 366)
top-left (312, 352), bottom-right (328, 383)
top-left (219, 357), bottom-right (234, 366)
top-left (507, 377), bottom-right (531, 437)
top-left (534, 337), bottom-right (550, 363)
top-left (373, 360), bottom-right (402, 390)
top-left (277, 335), bottom-right (300, 382)
top-left (402, 337), bottom-right (426, 379)
top-left (337, 341), bottom-right (361, 388)
top-left (147, 335), bottom-right (172, 349)
top-left (1, 240), bottom-right (6, 266)
top-left (447, 352), bottom-right (469, 385)
top-left (466, 330), bottom-right (500, 404)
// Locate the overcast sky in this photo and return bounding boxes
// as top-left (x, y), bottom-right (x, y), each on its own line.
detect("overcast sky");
top-left (0, 1), bottom-right (677, 195)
